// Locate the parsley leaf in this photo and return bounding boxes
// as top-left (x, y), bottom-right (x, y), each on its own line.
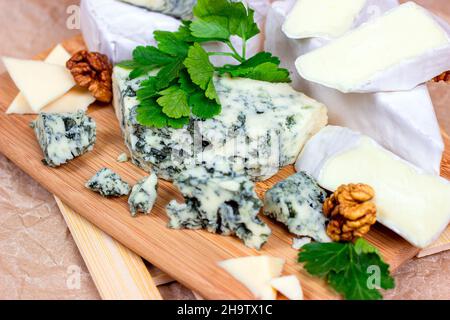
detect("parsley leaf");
top-left (298, 239), bottom-right (395, 300)
top-left (136, 99), bottom-right (189, 129)
top-left (157, 86), bottom-right (190, 119)
top-left (184, 43), bottom-right (218, 102)
top-left (190, 16), bottom-right (231, 40)
top-left (154, 31), bottom-right (190, 57)
top-left (190, 92), bottom-right (221, 119)
top-left (217, 52), bottom-right (291, 83)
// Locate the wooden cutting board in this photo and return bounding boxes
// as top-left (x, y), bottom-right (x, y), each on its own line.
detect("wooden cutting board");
top-left (1, 35), bottom-right (449, 300)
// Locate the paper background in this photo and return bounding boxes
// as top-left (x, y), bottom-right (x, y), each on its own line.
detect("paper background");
top-left (0, 0), bottom-right (448, 299)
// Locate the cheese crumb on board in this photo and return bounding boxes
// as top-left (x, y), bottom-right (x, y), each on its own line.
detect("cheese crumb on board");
top-left (219, 256), bottom-right (285, 300)
top-left (128, 172), bottom-right (158, 216)
top-left (117, 152), bottom-right (129, 163)
top-left (3, 57), bottom-right (76, 112)
top-left (86, 168), bottom-right (131, 197)
top-left (30, 111), bottom-right (96, 167)
top-left (270, 275), bottom-right (303, 300)
top-left (296, 126), bottom-right (450, 248)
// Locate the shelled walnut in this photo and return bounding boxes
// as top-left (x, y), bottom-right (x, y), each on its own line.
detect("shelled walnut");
top-left (323, 184), bottom-right (377, 242)
top-left (67, 50), bottom-right (113, 103)
top-left (432, 71), bottom-right (450, 83)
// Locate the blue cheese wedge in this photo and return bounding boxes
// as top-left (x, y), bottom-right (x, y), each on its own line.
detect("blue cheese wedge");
top-left (119, 0), bottom-right (196, 18)
top-left (166, 163), bottom-right (271, 249)
top-left (86, 168), bottom-right (131, 197)
top-left (128, 172), bottom-right (158, 216)
top-left (30, 111), bottom-right (96, 167)
top-left (113, 66), bottom-right (328, 182)
top-left (263, 172), bottom-right (330, 243)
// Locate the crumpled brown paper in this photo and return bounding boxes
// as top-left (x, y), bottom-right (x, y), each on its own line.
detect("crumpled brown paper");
top-left (0, 0), bottom-right (449, 300)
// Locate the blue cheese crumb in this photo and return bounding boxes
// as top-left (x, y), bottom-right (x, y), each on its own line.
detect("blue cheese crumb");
top-left (166, 164), bottom-right (271, 250)
top-left (264, 172), bottom-right (331, 243)
top-left (128, 172), bottom-right (158, 216)
top-left (86, 168), bottom-right (130, 197)
top-left (30, 111), bottom-right (96, 167)
top-left (117, 152), bottom-right (129, 163)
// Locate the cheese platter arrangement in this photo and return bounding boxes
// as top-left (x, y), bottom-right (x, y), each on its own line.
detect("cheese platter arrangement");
top-left (1, 0), bottom-right (450, 300)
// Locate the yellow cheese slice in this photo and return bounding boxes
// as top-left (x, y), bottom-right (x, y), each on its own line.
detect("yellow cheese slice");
top-left (270, 275), bottom-right (303, 300)
top-left (3, 56), bottom-right (76, 112)
top-left (218, 256), bottom-right (285, 300)
top-left (6, 45), bottom-right (95, 114)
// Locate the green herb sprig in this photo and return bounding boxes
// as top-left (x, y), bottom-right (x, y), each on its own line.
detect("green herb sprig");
top-left (117, 0), bottom-right (290, 128)
top-left (298, 238), bottom-right (395, 300)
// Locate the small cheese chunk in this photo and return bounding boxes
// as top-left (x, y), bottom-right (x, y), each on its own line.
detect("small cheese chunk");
top-left (219, 256), bottom-right (285, 300)
top-left (128, 172), bottom-right (158, 216)
top-left (283, 0), bottom-right (367, 39)
top-left (264, 172), bottom-right (330, 242)
top-left (296, 126), bottom-right (450, 248)
top-left (31, 111), bottom-right (96, 167)
top-left (3, 57), bottom-right (76, 112)
top-left (295, 2), bottom-right (450, 92)
top-left (270, 275), bottom-right (303, 300)
top-left (86, 168), bottom-right (131, 197)
top-left (117, 152), bottom-right (129, 163)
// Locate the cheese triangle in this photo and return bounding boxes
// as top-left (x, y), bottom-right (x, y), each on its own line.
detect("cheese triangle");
top-left (6, 45), bottom-right (94, 114)
top-left (270, 275), bottom-right (303, 300)
top-left (219, 256), bottom-right (285, 300)
top-left (3, 57), bottom-right (76, 112)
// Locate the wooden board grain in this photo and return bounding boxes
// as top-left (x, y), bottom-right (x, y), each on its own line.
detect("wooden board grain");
top-left (0, 35), bottom-right (448, 300)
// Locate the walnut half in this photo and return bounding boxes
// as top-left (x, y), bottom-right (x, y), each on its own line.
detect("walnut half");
top-left (323, 184), bottom-right (377, 242)
top-left (67, 50), bottom-right (113, 103)
top-left (432, 71), bottom-right (450, 83)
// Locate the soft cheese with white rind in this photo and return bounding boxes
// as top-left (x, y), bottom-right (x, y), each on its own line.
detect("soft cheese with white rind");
top-left (80, 0), bottom-right (269, 64)
top-left (31, 111), bottom-right (96, 167)
top-left (219, 256), bottom-right (284, 300)
top-left (86, 168), bottom-right (131, 197)
top-left (270, 275), bottom-right (303, 300)
top-left (7, 45), bottom-right (95, 115)
top-left (263, 172), bottom-right (330, 243)
top-left (295, 126), bottom-right (450, 248)
top-left (265, 0), bottom-right (444, 175)
top-left (119, 0), bottom-right (196, 18)
top-left (283, 0), bottom-right (367, 39)
top-left (167, 164), bottom-right (271, 250)
top-left (128, 172), bottom-right (158, 216)
top-left (3, 57), bottom-right (76, 112)
top-left (113, 66), bottom-right (327, 182)
top-left (296, 2), bottom-right (450, 93)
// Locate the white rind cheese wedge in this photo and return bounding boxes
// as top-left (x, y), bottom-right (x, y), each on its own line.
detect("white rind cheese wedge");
top-left (6, 45), bottom-right (95, 115)
top-left (283, 0), bottom-right (367, 39)
top-left (219, 256), bottom-right (285, 300)
top-left (270, 275), bottom-right (303, 300)
top-left (295, 126), bottom-right (450, 248)
top-left (3, 57), bottom-right (76, 112)
top-left (265, 0), bottom-right (444, 175)
top-left (295, 2), bottom-right (450, 93)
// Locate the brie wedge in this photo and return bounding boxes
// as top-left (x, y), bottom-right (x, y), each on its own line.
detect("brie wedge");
top-left (270, 275), bottom-right (303, 300)
top-left (296, 2), bottom-right (450, 93)
top-left (219, 256), bottom-right (285, 300)
top-left (295, 126), bottom-right (450, 248)
top-left (6, 45), bottom-right (95, 115)
top-left (265, 0), bottom-right (445, 175)
top-left (3, 57), bottom-right (76, 112)
top-left (283, 0), bottom-right (367, 39)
